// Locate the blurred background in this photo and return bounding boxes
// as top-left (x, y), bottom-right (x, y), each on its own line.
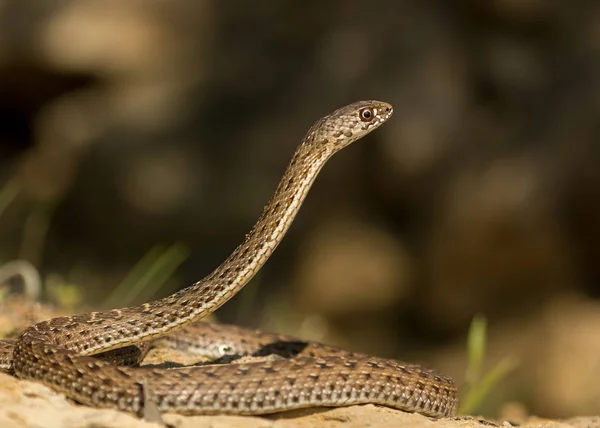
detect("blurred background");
top-left (0, 0), bottom-right (599, 419)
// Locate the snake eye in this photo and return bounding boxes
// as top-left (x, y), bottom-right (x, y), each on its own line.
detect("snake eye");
top-left (359, 108), bottom-right (374, 122)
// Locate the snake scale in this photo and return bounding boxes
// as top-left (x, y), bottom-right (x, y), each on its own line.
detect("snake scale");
top-left (0, 101), bottom-right (458, 418)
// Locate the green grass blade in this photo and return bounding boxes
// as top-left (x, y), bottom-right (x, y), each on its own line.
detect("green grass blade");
top-left (466, 313), bottom-right (487, 385)
top-left (459, 313), bottom-right (518, 415)
top-left (102, 243), bottom-right (189, 309)
top-left (459, 355), bottom-right (519, 415)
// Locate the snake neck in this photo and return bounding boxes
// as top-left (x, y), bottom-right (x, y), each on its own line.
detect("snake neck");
top-left (155, 142), bottom-right (333, 323)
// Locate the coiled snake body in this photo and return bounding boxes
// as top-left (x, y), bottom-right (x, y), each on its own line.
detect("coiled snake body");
top-left (0, 101), bottom-right (458, 418)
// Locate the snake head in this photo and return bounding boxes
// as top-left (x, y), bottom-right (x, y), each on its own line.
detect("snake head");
top-left (306, 100), bottom-right (393, 151)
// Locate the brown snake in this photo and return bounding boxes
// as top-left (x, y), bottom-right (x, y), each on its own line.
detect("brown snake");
top-left (0, 101), bottom-right (458, 418)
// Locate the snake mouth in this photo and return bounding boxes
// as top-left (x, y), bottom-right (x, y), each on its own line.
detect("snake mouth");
top-left (373, 101), bottom-right (393, 123)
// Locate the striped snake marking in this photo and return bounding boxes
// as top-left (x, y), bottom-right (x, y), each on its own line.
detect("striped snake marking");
top-left (0, 101), bottom-right (457, 418)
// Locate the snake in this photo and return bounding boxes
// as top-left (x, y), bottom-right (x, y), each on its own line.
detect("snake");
top-left (0, 100), bottom-right (458, 418)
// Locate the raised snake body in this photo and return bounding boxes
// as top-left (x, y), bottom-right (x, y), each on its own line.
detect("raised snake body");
top-left (0, 101), bottom-right (458, 418)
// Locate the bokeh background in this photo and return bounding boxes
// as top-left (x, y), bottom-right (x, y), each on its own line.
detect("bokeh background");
top-left (0, 0), bottom-right (599, 419)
